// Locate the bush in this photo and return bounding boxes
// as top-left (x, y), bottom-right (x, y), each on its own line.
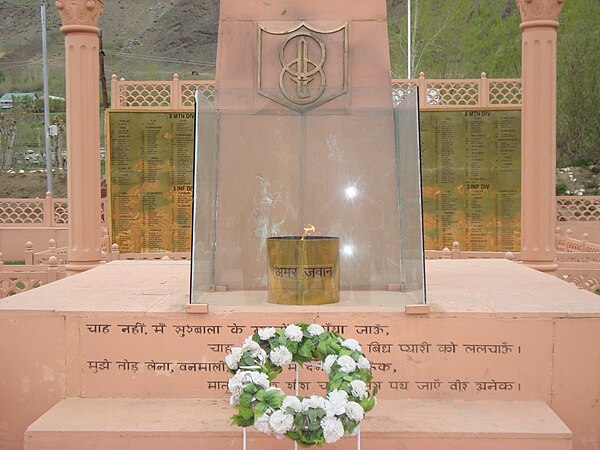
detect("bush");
top-left (556, 181), bottom-right (569, 196)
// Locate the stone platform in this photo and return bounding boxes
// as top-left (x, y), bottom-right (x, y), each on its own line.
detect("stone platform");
top-left (1, 259), bottom-right (600, 449)
top-left (24, 398), bottom-right (571, 450)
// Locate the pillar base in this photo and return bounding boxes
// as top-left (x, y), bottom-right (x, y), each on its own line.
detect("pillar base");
top-left (66, 261), bottom-right (101, 275)
top-left (522, 261), bottom-right (558, 274)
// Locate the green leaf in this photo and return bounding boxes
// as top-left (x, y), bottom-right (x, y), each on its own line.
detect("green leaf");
top-left (266, 393), bottom-right (284, 409)
top-left (255, 389), bottom-right (266, 402)
top-left (299, 340), bottom-right (315, 358)
top-left (346, 419), bottom-right (358, 435)
top-left (329, 378), bottom-right (342, 390)
top-left (253, 401), bottom-right (268, 419)
top-left (231, 413), bottom-right (253, 428)
top-left (360, 394), bottom-right (376, 412)
top-left (308, 420), bottom-right (321, 431)
top-left (317, 340), bottom-right (328, 357)
top-left (244, 384), bottom-right (258, 395)
top-left (294, 412), bottom-right (305, 429)
top-left (239, 393), bottom-right (253, 408)
top-left (240, 405), bottom-right (254, 420)
top-left (306, 408), bottom-right (319, 422)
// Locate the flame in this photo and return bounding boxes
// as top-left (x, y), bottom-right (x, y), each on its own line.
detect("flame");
top-left (301, 224), bottom-right (316, 240)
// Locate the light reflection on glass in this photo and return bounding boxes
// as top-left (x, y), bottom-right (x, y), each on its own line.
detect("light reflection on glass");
top-left (344, 185), bottom-right (358, 200)
top-left (342, 244), bottom-right (354, 257)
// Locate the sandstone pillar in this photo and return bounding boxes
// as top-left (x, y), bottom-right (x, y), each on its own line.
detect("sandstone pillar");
top-left (518, 0), bottom-right (564, 272)
top-left (55, 0), bottom-right (104, 273)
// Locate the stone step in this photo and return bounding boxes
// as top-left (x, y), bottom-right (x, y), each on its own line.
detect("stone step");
top-left (24, 398), bottom-right (571, 450)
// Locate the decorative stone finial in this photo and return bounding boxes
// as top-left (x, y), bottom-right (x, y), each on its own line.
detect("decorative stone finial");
top-left (517, 0), bottom-right (564, 23)
top-left (55, 0), bottom-right (104, 27)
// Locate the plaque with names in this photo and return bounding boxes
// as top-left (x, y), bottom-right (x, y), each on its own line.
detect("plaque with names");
top-left (107, 111), bottom-right (195, 253)
top-left (420, 110), bottom-right (521, 252)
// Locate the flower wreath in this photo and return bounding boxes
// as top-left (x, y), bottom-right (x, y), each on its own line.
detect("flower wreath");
top-left (225, 323), bottom-right (377, 447)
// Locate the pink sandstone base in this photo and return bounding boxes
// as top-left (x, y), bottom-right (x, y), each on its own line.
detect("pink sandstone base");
top-left (24, 398), bottom-right (571, 450)
top-left (1, 260), bottom-right (599, 449)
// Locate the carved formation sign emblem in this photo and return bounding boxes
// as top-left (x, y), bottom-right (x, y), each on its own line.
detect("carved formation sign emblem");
top-left (257, 22), bottom-right (348, 112)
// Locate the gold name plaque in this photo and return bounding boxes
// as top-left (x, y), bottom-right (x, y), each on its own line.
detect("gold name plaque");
top-left (107, 111), bottom-right (194, 254)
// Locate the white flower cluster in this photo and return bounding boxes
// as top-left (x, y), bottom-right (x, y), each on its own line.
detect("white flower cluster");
top-left (322, 353), bottom-right (371, 374)
top-left (307, 323), bottom-right (325, 336)
top-left (270, 346), bottom-right (293, 367)
top-left (224, 347), bottom-right (244, 371)
top-left (227, 371), bottom-right (270, 406)
top-left (319, 390), bottom-right (365, 443)
top-left (284, 324), bottom-right (304, 342)
top-left (258, 327), bottom-right (276, 340)
top-left (226, 324), bottom-right (375, 446)
top-left (224, 336), bottom-right (273, 372)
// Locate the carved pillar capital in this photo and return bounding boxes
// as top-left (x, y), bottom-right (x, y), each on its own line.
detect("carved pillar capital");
top-left (55, 0), bottom-right (104, 30)
top-left (517, 0), bottom-right (564, 24)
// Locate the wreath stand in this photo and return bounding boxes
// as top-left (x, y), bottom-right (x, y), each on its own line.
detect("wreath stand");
top-left (242, 361), bottom-right (362, 450)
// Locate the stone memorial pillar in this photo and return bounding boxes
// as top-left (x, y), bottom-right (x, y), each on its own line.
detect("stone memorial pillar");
top-left (55, 0), bottom-right (104, 273)
top-left (518, 0), bottom-right (564, 272)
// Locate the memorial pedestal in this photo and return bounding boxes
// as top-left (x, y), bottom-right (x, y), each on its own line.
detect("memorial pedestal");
top-left (1, 260), bottom-right (599, 449)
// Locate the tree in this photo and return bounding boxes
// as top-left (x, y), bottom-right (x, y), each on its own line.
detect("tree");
top-left (556, 0), bottom-right (600, 166)
top-left (0, 113), bottom-right (17, 169)
top-left (388, 0), bottom-right (521, 79)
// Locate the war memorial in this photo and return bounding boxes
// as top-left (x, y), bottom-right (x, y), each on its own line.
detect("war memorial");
top-left (1, 0), bottom-right (600, 449)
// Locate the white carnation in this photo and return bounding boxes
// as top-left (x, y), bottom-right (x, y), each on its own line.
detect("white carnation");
top-left (345, 401), bottom-right (364, 422)
top-left (225, 347), bottom-right (244, 370)
top-left (254, 413), bottom-right (272, 435)
top-left (269, 410), bottom-right (294, 436)
top-left (227, 372), bottom-right (245, 396)
top-left (325, 390), bottom-right (348, 416)
top-left (307, 324), bottom-right (325, 336)
top-left (357, 356), bottom-right (371, 370)
top-left (269, 346), bottom-right (293, 367)
top-left (247, 371), bottom-right (270, 390)
top-left (258, 327), bottom-right (277, 341)
top-left (321, 416), bottom-right (344, 444)
top-left (301, 395), bottom-right (327, 411)
top-left (349, 380), bottom-right (368, 400)
top-left (242, 337), bottom-right (263, 358)
top-left (254, 348), bottom-right (267, 365)
top-left (284, 324), bottom-right (304, 342)
top-left (229, 393), bottom-right (240, 406)
top-left (336, 355), bottom-right (357, 373)
top-left (341, 338), bottom-right (362, 352)
top-left (282, 395), bottom-right (302, 413)
top-left (322, 355), bottom-right (337, 374)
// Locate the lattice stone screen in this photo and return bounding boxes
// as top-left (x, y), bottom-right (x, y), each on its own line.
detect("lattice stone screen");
top-left (0, 200), bottom-right (45, 224)
top-left (488, 80), bottom-right (522, 105)
top-left (557, 197), bottom-right (600, 221)
top-left (0, 197), bottom-right (108, 227)
top-left (111, 73), bottom-right (522, 110)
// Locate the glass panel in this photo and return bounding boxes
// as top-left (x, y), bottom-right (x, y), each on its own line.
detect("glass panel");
top-left (394, 89), bottom-right (426, 304)
top-left (190, 91), bottom-right (219, 295)
top-left (191, 87), bottom-right (425, 306)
